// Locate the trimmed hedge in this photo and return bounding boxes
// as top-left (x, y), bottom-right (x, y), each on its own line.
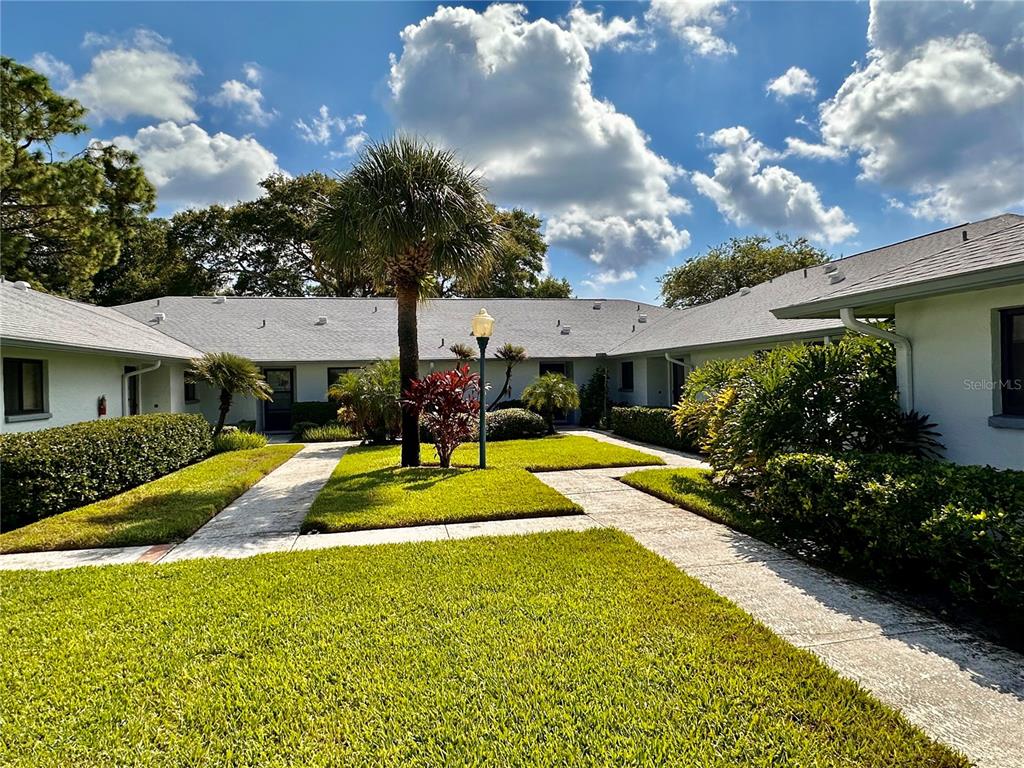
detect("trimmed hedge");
top-left (0, 413), bottom-right (213, 530)
top-left (290, 401), bottom-right (338, 426)
top-left (486, 408), bottom-right (547, 441)
top-left (611, 406), bottom-right (697, 453)
top-left (301, 424), bottom-right (356, 442)
top-left (757, 453), bottom-right (1024, 619)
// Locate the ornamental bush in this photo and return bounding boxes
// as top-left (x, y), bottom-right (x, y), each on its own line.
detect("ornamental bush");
top-left (328, 360), bottom-right (401, 443)
top-left (674, 337), bottom-right (942, 484)
top-left (522, 373), bottom-right (580, 434)
top-left (611, 406), bottom-right (698, 452)
top-left (756, 452), bottom-right (1024, 620)
top-left (301, 424), bottom-right (357, 442)
top-left (578, 368), bottom-right (609, 428)
top-left (486, 408), bottom-right (547, 441)
top-left (404, 365), bottom-right (480, 468)
top-left (0, 413), bottom-right (213, 530)
top-left (213, 431), bottom-right (268, 453)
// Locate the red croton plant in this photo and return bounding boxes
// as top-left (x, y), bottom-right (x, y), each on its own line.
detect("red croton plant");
top-left (402, 365), bottom-right (481, 468)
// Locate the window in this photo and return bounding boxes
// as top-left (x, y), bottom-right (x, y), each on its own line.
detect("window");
top-left (1000, 307), bottom-right (1024, 416)
top-left (619, 361), bottom-right (634, 392)
top-left (184, 381), bottom-right (198, 403)
top-left (3, 358), bottom-right (45, 416)
top-left (328, 367), bottom-right (358, 388)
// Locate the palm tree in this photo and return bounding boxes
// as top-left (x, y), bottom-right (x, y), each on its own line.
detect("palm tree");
top-left (523, 373), bottom-right (580, 435)
top-left (187, 352), bottom-right (273, 436)
top-left (488, 343), bottom-right (527, 411)
top-left (449, 342), bottom-right (476, 361)
top-left (317, 136), bottom-right (500, 466)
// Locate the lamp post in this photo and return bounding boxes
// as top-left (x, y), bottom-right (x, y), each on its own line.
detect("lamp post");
top-left (471, 308), bottom-right (495, 468)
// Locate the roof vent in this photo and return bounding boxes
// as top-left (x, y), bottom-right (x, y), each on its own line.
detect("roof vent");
top-left (560, 325), bottom-right (571, 335)
top-left (638, 313), bottom-right (648, 323)
top-left (962, 230), bottom-right (969, 242)
top-left (738, 286), bottom-right (751, 296)
top-left (213, 296), bottom-right (226, 304)
top-left (11, 280), bottom-right (30, 291)
top-left (593, 301), bottom-right (602, 309)
top-left (153, 312), bottom-right (166, 323)
top-left (315, 316), bottom-right (328, 326)
top-left (823, 263), bottom-right (838, 274)
top-left (829, 271), bottom-right (846, 285)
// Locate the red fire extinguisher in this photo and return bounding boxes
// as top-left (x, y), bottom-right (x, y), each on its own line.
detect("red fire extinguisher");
top-left (98, 395), bottom-right (107, 417)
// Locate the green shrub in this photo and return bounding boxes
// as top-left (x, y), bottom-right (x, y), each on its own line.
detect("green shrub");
top-left (492, 398), bottom-right (528, 411)
top-left (328, 360), bottom-right (400, 443)
top-left (486, 408), bottom-right (547, 441)
top-left (291, 401), bottom-right (338, 426)
top-left (0, 413), bottom-right (213, 530)
top-left (757, 452), bottom-right (1024, 619)
top-left (213, 431), bottom-right (268, 453)
top-left (578, 368), bottom-right (609, 428)
top-left (291, 421), bottom-right (319, 439)
top-left (611, 406), bottom-right (697, 452)
top-left (301, 424), bottom-right (356, 442)
top-left (235, 420), bottom-right (257, 433)
top-left (675, 337), bottom-right (941, 484)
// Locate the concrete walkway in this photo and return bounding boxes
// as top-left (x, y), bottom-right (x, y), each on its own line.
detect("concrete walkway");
top-left (534, 463), bottom-right (1024, 768)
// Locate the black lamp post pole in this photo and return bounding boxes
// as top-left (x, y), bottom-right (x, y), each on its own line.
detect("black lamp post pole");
top-left (478, 336), bottom-right (489, 468)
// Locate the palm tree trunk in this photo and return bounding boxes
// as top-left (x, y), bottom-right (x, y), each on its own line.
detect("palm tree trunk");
top-left (215, 389), bottom-right (232, 436)
top-left (396, 281), bottom-right (421, 467)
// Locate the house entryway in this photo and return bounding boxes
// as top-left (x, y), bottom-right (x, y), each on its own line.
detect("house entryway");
top-left (262, 368), bottom-right (294, 432)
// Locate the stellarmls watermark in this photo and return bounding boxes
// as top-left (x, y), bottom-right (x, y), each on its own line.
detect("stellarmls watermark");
top-left (963, 378), bottom-right (1024, 391)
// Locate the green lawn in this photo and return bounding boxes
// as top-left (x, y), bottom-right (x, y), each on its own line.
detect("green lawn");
top-left (622, 467), bottom-right (770, 535)
top-left (445, 434), bottom-right (663, 471)
top-left (0, 445), bottom-right (302, 554)
top-left (0, 530), bottom-right (963, 767)
top-left (303, 444), bottom-right (580, 532)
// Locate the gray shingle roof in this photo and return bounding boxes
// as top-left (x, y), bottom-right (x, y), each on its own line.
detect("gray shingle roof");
top-left (113, 296), bottom-right (672, 362)
top-left (0, 281), bottom-right (202, 360)
top-left (773, 221), bottom-right (1024, 318)
top-left (609, 213), bottom-right (1024, 356)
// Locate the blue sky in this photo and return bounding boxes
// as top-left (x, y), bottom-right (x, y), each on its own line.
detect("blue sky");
top-left (4, 1), bottom-right (1022, 301)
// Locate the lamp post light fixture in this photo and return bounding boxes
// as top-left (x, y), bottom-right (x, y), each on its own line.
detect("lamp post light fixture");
top-left (471, 308), bottom-right (495, 468)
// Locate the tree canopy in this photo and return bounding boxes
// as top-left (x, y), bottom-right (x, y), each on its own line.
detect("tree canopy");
top-left (1, 56), bottom-right (155, 298)
top-left (658, 235), bottom-right (829, 309)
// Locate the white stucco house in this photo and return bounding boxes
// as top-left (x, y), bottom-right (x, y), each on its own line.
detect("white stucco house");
top-left (2, 213), bottom-right (1021, 469)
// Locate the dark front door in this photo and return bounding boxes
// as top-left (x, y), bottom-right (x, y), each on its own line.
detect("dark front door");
top-left (671, 363), bottom-right (685, 405)
top-left (124, 366), bottom-right (140, 415)
top-left (538, 361), bottom-right (570, 422)
top-left (263, 368), bottom-right (294, 432)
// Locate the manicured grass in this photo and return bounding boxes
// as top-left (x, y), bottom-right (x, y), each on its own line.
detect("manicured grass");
top-left (444, 434), bottom-right (663, 471)
top-left (621, 466), bottom-right (769, 534)
top-left (0, 530), bottom-right (964, 766)
top-left (304, 444), bottom-right (580, 532)
top-left (0, 445), bottom-right (302, 554)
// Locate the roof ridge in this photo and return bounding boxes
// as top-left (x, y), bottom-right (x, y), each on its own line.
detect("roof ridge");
top-left (790, 220), bottom-right (1024, 306)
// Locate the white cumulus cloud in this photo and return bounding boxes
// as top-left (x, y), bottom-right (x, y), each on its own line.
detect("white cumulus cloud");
top-left (581, 268), bottom-right (638, 291)
top-left (766, 66), bottom-right (817, 100)
top-left (295, 105), bottom-right (366, 146)
top-left (211, 77), bottom-right (276, 125)
top-left (63, 29), bottom-right (200, 122)
top-left (783, 136), bottom-right (846, 161)
top-left (388, 4), bottom-right (690, 272)
top-left (110, 121), bottom-right (283, 209)
top-left (692, 126), bottom-right (857, 244)
top-left (816, 0), bottom-right (1024, 221)
top-left (28, 52), bottom-right (73, 86)
top-left (565, 3), bottom-right (643, 51)
top-left (645, 0), bottom-right (736, 57)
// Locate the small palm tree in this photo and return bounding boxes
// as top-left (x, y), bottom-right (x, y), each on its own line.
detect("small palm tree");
top-left (317, 135), bottom-right (501, 467)
top-left (449, 342), bottom-right (476, 361)
top-left (187, 352), bottom-right (273, 436)
top-left (522, 373), bottom-right (580, 434)
top-left (489, 343), bottom-right (527, 411)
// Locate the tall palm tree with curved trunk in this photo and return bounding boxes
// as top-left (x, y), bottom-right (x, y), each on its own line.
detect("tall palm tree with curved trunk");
top-left (317, 136), bottom-right (500, 466)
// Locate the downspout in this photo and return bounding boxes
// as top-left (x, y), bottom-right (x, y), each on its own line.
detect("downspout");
top-left (839, 308), bottom-right (913, 412)
top-left (122, 360), bottom-right (161, 416)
